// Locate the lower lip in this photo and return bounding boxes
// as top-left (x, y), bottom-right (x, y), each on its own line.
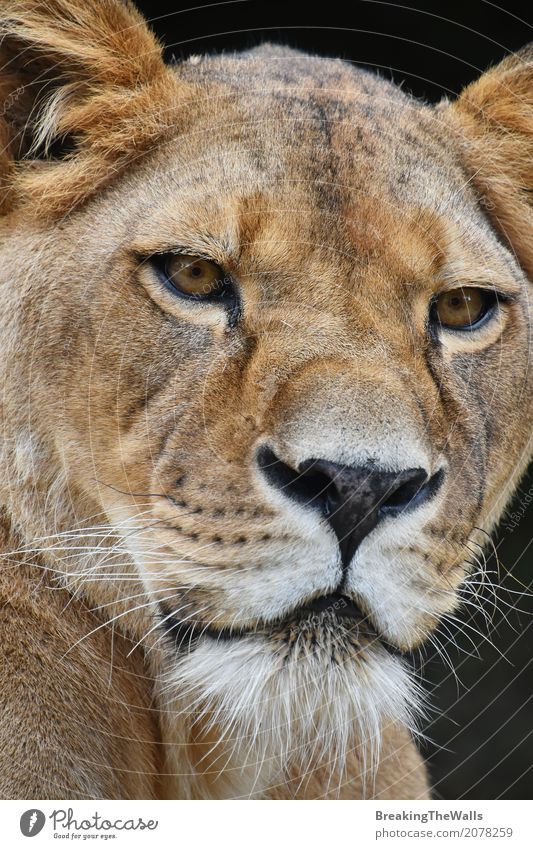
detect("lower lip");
top-left (298, 593), bottom-right (366, 621)
top-left (161, 595), bottom-right (378, 650)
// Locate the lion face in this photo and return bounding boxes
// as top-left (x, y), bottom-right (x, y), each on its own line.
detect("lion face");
top-left (1, 2), bottom-right (532, 793)
top-left (48, 56), bottom-right (530, 646)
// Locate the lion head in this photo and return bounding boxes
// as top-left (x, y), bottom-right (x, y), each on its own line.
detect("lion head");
top-left (0, 1), bottom-right (531, 798)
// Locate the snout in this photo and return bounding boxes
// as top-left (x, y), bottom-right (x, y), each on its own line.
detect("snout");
top-left (247, 361), bottom-right (454, 649)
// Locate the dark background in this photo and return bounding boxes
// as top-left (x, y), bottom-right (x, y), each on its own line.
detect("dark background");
top-left (135, 0), bottom-right (533, 799)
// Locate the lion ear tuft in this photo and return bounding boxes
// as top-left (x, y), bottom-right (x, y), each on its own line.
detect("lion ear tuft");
top-left (446, 44), bottom-right (533, 280)
top-left (0, 0), bottom-right (188, 216)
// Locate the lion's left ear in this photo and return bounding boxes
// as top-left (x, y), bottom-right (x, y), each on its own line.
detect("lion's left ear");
top-left (445, 44), bottom-right (533, 280)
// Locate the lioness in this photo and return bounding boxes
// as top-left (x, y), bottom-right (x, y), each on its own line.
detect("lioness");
top-left (0, 0), bottom-right (531, 800)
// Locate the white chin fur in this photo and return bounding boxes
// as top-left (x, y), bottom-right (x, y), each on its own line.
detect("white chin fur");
top-left (162, 633), bottom-right (423, 798)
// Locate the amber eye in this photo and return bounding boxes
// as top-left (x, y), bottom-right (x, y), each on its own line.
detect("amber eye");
top-left (164, 254), bottom-right (225, 298)
top-left (149, 251), bottom-right (240, 324)
top-left (432, 287), bottom-right (496, 330)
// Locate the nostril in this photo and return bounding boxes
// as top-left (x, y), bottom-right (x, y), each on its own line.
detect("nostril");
top-left (256, 446), bottom-right (332, 512)
top-left (379, 467), bottom-right (444, 517)
top-left (296, 460), bottom-right (336, 512)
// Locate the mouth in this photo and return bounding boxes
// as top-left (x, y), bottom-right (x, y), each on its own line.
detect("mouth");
top-left (159, 592), bottom-right (392, 656)
top-left (299, 593), bottom-right (366, 620)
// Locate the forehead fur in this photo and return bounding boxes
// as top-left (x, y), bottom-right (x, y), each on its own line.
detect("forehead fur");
top-left (104, 47), bottom-right (506, 294)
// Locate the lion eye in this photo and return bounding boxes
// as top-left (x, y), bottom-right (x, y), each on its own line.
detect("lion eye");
top-left (147, 251), bottom-right (240, 327)
top-left (432, 287), bottom-right (496, 330)
top-left (164, 254), bottom-right (225, 299)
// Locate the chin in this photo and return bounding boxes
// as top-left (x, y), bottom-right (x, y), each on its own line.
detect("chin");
top-left (160, 595), bottom-right (424, 796)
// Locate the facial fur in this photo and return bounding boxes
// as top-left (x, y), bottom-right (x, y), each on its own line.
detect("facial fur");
top-left (0, 1), bottom-right (532, 799)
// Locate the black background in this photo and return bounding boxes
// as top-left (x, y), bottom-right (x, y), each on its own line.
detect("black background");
top-left (136, 0), bottom-right (530, 103)
top-left (135, 0), bottom-right (533, 799)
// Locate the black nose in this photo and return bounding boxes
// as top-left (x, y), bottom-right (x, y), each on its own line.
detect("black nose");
top-left (257, 446), bottom-right (443, 568)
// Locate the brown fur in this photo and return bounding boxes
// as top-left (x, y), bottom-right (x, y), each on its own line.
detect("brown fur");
top-left (0, 1), bottom-right (531, 799)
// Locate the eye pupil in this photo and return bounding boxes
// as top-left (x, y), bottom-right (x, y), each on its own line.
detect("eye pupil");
top-left (191, 265), bottom-right (202, 277)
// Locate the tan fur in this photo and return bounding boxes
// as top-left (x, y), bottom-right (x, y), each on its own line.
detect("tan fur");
top-left (0, 1), bottom-right (531, 799)
top-left (0, 511), bottom-right (161, 798)
top-left (445, 45), bottom-right (533, 280)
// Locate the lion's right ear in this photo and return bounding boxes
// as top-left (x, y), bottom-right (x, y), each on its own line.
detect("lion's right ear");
top-left (445, 45), bottom-right (533, 280)
top-left (0, 0), bottom-right (190, 216)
